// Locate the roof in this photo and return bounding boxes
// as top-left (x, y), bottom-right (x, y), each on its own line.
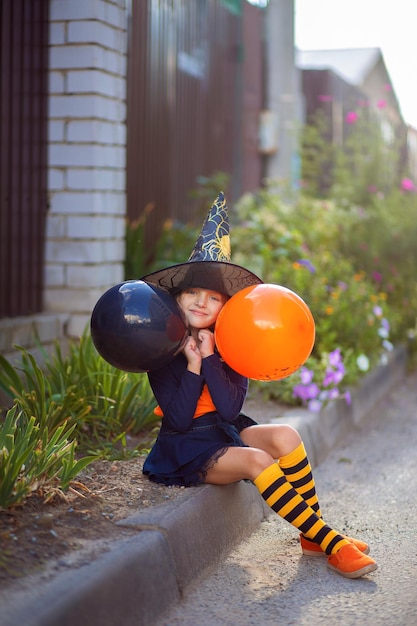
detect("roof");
top-left (296, 47), bottom-right (382, 86)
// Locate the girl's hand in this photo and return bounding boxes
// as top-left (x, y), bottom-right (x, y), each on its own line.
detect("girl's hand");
top-left (197, 329), bottom-right (215, 358)
top-left (182, 335), bottom-right (202, 374)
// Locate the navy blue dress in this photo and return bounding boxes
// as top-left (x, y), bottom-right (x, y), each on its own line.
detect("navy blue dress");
top-left (142, 352), bottom-right (257, 486)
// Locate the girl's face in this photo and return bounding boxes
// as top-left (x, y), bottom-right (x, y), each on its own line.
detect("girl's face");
top-left (177, 288), bottom-right (227, 329)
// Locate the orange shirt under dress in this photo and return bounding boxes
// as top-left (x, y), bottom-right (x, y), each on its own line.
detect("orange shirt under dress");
top-left (153, 384), bottom-right (216, 419)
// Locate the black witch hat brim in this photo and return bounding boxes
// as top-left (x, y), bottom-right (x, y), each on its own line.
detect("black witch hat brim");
top-left (141, 261), bottom-right (263, 298)
top-left (141, 191), bottom-right (263, 297)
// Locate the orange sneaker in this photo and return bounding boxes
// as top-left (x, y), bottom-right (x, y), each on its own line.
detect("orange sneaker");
top-left (327, 543), bottom-right (377, 579)
top-left (300, 533), bottom-right (369, 557)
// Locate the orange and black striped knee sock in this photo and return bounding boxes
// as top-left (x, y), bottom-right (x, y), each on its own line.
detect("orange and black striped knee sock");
top-left (279, 442), bottom-right (321, 517)
top-left (254, 463), bottom-right (349, 556)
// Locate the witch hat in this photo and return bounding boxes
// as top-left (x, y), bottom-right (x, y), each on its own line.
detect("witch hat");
top-left (141, 192), bottom-right (263, 297)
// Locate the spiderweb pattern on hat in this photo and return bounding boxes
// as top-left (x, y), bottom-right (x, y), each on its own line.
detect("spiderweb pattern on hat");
top-left (141, 192), bottom-right (263, 298)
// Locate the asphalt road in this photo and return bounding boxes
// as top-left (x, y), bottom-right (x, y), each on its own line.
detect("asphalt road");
top-left (156, 371), bottom-right (417, 626)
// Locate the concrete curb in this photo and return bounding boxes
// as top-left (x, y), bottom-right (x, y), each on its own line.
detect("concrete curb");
top-left (1, 346), bottom-right (407, 626)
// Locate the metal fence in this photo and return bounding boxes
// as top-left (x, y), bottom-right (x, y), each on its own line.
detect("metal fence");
top-left (126, 0), bottom-right (263, 265)
top-left (0, 0), bottom-right (48, 318)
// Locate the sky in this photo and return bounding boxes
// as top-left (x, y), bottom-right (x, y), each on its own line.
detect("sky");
top-left (294, 0), bottom-right (417, 128)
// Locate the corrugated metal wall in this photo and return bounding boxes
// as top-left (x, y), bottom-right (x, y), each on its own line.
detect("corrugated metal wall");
top-left (241, 3), bottom-right (263, 194)
top-left (126, 0), bottom-right (263, 264)
top-left (0, 0), bottom-right (48, 318)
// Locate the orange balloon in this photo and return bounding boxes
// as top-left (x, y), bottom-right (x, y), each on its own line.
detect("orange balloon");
top-left (215, 284), bottom-right (315, 381)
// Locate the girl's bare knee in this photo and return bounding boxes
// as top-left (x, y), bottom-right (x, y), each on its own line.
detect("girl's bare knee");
top-left (280, 425), bottom-right (302, 451)
top-left (266, 424), bottom-right (302, 458)
top-left (247, 448), bottom-right (275, 480)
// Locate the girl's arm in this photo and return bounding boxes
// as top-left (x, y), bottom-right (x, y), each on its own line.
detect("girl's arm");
top-left (148, 358), bottom-right (204, 432)
top-left (202, 353), bottom-right (248, 421)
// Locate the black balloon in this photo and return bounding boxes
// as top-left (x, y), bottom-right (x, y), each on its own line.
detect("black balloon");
top-left (90, 280), bottom-right (187, 372)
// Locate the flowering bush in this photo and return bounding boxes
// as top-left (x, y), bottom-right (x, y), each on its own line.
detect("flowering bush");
top-left (137, 175), bottom-right (416, 409)
top-left (232, 186), bottom-right (413, 406)
top-left (301, 103), bottom-right (402, 206)
top-left (293, 349), bottom-right (351, 413)
top-left (334, 188), bottom-right (417, 343)
top-left (299, 97), bottom-right (417, 357)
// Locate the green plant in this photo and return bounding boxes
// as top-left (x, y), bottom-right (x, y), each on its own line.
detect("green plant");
top-left (231, 186), bottom-right (410, 403)
top-left (46, 331), bottom-right (158, 439)
top-left (0, 349), bottom-right (92, 436)
top-left (232, 191), bottom-right (305, 279)
top-left (300, 105), bottom-right (402, 205)
top-left (188, 171), bottom-right (230, 220)
top-left (0, 405), bottom-right (95, 509)
top-left (300, 109), bottom-right (336, 197)
top-left (333, 188), bottom-right (417, 344)
top-left (125, 171), bottom-right (231, 279)
top-left (125, 202), bottom-right (155, 279)
top-left (0, 331), bottom-right (159, 455)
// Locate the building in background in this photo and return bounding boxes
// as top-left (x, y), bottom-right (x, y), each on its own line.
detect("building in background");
top-left (5, 2), bottom-right (412, 362)
top-left (406, 125), bottom-right (417, 183)
top-left (0, 0), bottom-right (299, 361)
top-left (297, 47), bottom-right (409, 190)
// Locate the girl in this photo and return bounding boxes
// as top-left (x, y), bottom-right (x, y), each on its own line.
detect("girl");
top-left (142, 193), bottom-right (377, 579)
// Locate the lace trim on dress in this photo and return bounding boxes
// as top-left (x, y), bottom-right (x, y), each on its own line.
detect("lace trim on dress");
top-left (199, 446), bottom-right (229, 482)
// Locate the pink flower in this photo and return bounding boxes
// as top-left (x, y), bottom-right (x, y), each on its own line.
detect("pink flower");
top-left (383, 84), bottom-right (392, 92)
top-left (318, 95), bottom-right (333, 102)
top-left (328, 389), bottom-right (339, 400)
top-left (308, 399), bottom-right (323, 413)
top-left (345, 111), bottom-right (358, 124)
top-left (377, 99), bottom-right (387, 109)
top-left (401, 177), bottom-right (415, 192)
top-left (300, 367), bottom-right (314, 385)
top-left (328, 348), bottom-right (343, 368)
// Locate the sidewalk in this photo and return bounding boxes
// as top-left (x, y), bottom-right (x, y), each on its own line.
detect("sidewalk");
top-left (1, 346), bottom-right (407, 626)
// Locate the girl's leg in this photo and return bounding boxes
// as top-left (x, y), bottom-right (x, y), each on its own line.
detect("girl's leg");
top-left (204, 445), bottom-right (275, 484)
top-left (252, 460), bottom-right (349, 555)
top-left (253, 461), bottom-right (377, 578)
top-left (241, 425), bottom-right (320, 513)
top-left (279, 440), bottom-right (369, 556)
top-left (240, 423), bottom-right (302, 459)
top-left (206, 445), bottom-right (350, 554)
top-left (241, 424), bottom-right (369, 555)
top-left (208, 442), bottom-right (377, 578)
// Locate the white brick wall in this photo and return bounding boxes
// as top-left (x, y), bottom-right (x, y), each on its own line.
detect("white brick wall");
top-left (46, 0), bottom-right (128, 337)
